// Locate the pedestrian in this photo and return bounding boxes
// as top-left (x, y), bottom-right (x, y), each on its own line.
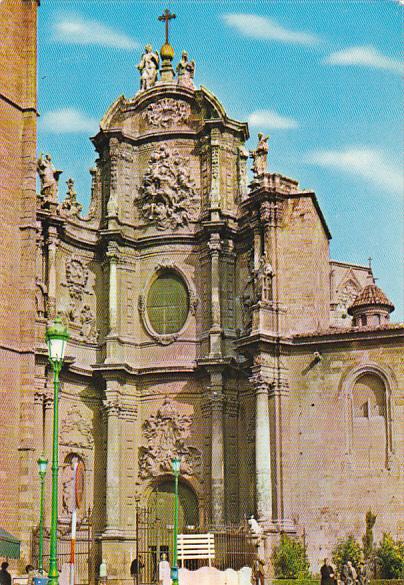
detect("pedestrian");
top-left (0, 562), bottom-right (11, 585)
top-left (251, 552), bottom-right (266, 585)
top-left (345, 561), bottom-right (357, 585)
top-left (158, 553), bottom-right (171, 585)
top-left (321, 558), bottom-right (336, 585)
top-left (357, 562), bottom-right (368, 585)
top-left (130, 555), bottom-right (144, 585)
top-left (25, 565), bottom-right (39, 585)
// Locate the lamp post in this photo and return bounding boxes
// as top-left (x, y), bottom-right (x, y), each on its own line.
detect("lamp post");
top-left (37, 455), bottom-right (48, 574)
top-left (171, 457), bottom-right (181, 585)
top-left (45, 316), bottom-right (69, 585)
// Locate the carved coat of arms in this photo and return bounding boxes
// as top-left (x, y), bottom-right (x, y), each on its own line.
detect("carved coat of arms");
top-left (139, 398), bottom-right (202, 479)
top-left (137, 144), bottom-right (199, 230)
top-left (143, 98), bottom-right (191, 128)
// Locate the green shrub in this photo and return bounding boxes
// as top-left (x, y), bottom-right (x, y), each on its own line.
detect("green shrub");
top-left (331, 535), bottom-right (362, 572)
top-left (272, 534), bottom-right (311, 579)
top-left (375, 533), bottom-right (404, 579)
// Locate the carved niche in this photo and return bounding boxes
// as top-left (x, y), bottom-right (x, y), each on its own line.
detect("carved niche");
top-left (143, 98), bottom-right (191, 129)
top-left (60, 403), bottom-right (94, 450)
top-left (137, 144), bottom-right (199, 230)
top-left (139, 397), bottom-right (202, 479)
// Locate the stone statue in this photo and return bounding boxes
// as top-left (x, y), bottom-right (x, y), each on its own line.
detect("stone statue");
top-left (137, 44), bottom-right (159, 91)
top-left (250, 133), bottom-right (269, 177)
top-left (176, 50), bottom-right (195, 88)
top-left (248, 515), bottom-right (263, 536)
top-left (80, 304), bottom-right (98, 342)
top-left (62, 461), bottom-right (74, 515)
top-left (37, 153), bottom-right (62, 203)
top-left (254, 255), bottom-right (273, 302)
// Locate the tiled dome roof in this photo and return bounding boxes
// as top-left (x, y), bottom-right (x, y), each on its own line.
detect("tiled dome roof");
top-left (348, 284), bottom-right (394, 314)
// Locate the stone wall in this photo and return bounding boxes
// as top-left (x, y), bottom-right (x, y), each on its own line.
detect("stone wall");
top-left (0, 0), bottom-right (38, 549)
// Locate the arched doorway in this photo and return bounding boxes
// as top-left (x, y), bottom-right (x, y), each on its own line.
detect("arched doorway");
top-left (149, 479), bottom-right (199, 530)
top-left (136, 480), bottom-right (199, 581)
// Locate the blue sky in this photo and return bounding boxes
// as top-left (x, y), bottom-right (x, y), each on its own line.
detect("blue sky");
top-left (38, 1), bottom-right (403, 319)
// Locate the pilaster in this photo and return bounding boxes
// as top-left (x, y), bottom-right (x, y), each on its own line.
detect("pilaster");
top-left (46, 226), bottom-right (59, 319)
top-left (208, 233), bottom-right (222, 357)
top-left (205, 369), bottom-right (225, 527)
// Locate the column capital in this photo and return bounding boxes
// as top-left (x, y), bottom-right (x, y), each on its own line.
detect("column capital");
top-left (103, 398), bottom-right (121, 417)
top-left (249, 372), bottom-right (272, 395)
top-left (34, 391), bottom-right (45, 405)
top-left (43, 392), bottom-right (54, 409)
top-left (208, 233), bottom-right (222, 255)
top-left (260, 200), bottom-right (280, 227)
top-left (106, 241), bottom-right (120, 261)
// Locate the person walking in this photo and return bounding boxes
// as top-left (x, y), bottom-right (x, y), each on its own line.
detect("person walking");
top-left (321, 559), bottom-right (336, 585)
top-left (0, 562), bottom-right (11, 585)
top-left (130, 555), bottom-right (144, 585)
top-left (158, 554), bottom-right (171, 585)
top-left (251, 553), bottom-right (266, 585)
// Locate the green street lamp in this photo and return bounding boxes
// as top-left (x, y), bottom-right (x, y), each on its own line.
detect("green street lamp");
top-left (45, 316), bottom-right (69, 585)
top-left (37, 455), bottom-right (48, 574)
top-left (171, 456), bottom-right (181, 585)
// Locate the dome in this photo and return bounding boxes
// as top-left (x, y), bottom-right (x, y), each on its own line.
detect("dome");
top-left (348, 284), bottom-right (395, 314)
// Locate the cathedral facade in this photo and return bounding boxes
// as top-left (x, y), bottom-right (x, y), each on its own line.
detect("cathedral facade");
top-left (1, 7), bottom-right (403, 577)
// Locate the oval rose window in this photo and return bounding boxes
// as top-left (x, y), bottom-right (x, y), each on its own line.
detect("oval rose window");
top-left (146, 271), bottom-right (189, 335)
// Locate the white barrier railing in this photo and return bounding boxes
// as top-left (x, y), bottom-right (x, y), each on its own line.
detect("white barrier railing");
top-left (177, 533), bottom-right (215, 567)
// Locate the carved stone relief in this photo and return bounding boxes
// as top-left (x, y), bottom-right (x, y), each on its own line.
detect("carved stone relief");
top-left (65, 256), bottom-right (89, 302)
top-left (143, 98), bottom-right (191, 128)
top-left (60, 403), bottom-right (94, 450)
top-left (137, 144), bottom-right (199, 230)
top-left (139, 398), bottom-right (202, 479)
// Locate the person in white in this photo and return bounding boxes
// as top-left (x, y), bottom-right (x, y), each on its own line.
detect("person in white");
top-left (158, 554), bottom-right (171, 585)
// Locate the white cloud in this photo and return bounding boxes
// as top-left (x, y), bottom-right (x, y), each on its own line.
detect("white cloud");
top-left (248, 109), bottom-right (299, 130)
top-left (222, 13), bottom-right (320, 46)
top-left (52, 14), bottom-right (139, 50)
top-left (40, 108), bottom-right (99, 134)
top-left (323, 45), bottom-right (401, 74)
top-left (306, 147), bottom-right (403, 196)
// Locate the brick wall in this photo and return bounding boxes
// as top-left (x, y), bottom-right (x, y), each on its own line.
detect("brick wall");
top-left (0, 0), bottom-right (38, 546)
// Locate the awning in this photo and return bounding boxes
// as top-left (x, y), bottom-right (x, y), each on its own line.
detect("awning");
top-left (0, 528), bottom-right (20, 559)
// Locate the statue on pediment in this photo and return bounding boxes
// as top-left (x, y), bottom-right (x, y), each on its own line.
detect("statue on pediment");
top-left (176, 51), bottom-right (195, 88)
top-left (37, 153), bottom-right (63, 204)
top-left (250, 133), bottom-right (269, 177)
top-left (137, 44), bottom-right (159, 91)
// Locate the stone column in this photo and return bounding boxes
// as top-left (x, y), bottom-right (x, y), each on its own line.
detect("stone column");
top-left (207, 371), bottom-right (225, 527)
top-left (103, 394), bottom-right (121, 535)
top-left (208, 233), bottom-right (222, 357)
top-left (106, 242), bottom-right (119, 334)
top-left (249, 371), bottom-right (272, 526)
top-left (46, 226), bottom-right (59, 318)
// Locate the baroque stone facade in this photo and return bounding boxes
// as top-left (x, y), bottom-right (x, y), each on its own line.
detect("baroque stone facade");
top-left (1, 15), bottom-right (403, 581)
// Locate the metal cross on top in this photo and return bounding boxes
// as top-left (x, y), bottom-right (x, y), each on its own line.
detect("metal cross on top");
top-left (158, 8), bottom-right (176, 44)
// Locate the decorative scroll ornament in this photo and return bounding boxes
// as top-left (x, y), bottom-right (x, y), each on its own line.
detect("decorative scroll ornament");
top-left (143, 98), bottom-right (191, 128)
top-left (137, 144), bottom-right (199, 230)
top-left (60, 403), bottom-right (94, 450)
top-left (139, 398), bottom-right (202, 479)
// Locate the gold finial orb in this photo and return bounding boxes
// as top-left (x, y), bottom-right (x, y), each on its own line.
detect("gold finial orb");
top-left (160, 42), bottom-right (174, 61)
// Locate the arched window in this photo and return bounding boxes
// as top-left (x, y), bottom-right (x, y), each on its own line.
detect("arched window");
top-left (351, 373), bottom-right (387, 469)
top-left (146, 271), bottom-right (189, 334)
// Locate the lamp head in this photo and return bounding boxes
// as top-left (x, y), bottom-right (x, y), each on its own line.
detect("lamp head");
top-left (172, 456), bottom-right (181, 474)
top-left (37, 455), bottom-right (48, 477)
top-left (45, 316), bottom-right (69, 363)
